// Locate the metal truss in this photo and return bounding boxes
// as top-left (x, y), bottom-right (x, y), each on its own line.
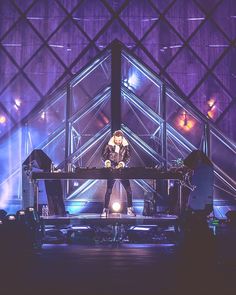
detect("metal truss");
top-left (0, 0), bottom-right (236, 205)
top-left (2, 40), bottom-right (231, 204)
top-left (0, 0), bottom-right (235, 143)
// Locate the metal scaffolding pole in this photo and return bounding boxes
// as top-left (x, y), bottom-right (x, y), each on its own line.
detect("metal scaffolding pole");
top-left (111, 40), bottom-right (122, 134)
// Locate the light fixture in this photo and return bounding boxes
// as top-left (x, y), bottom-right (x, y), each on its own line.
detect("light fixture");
top-left (16, 210), bottom-right (26, 222)
top-left (177, 110), bottom-right (195, 131)
top-left (207, 97), bottom-right (217, 119)
top-left (128, 73), bottom-right (139, 88)
top-left (183, 111), bottom-right (188, 126)
top-left (123, 72), bottom-right (139, 91)
top-left (40, 111), bottom-right (46, 120)
top-left (6, 214), bottom-right (16, 221)
top-left (0, 115), bottom-right (6, 124)
top-left (25, 206), bottom-right (40, 223)
top-left (112, 202), bottom-right (121, 212)
top-left (73, 181), bottom-right (79, 187)
top-left (14, 98), bottom-right (22, 110)
top-left (129, 226), bottom-right (151, 231)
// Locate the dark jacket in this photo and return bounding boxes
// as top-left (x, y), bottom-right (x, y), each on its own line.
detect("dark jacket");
top-left (102, 137), bottom-right (131, 167)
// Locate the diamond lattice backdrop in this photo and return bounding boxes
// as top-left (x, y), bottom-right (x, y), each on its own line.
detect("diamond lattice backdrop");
top-left (0, 0), bottom-right (235, 141)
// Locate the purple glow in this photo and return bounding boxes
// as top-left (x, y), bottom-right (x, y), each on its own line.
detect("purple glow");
top-left (0, 0), bottom-right (235, 212)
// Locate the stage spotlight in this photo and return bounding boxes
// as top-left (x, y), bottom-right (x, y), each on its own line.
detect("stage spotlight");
top-left (73, 181), bottom-right (79, 187)
top-left (178, 111), bottom-right (195, 131)
top-left (14, 98), bottom-right (21, 110)
top-left (123, 72), bottom-right (139, 91)
top-left (207, 97), bottom-right (217, 119)
top-left (6, 214), bottom-right (16, 221)
top-left (128, 72), bottom-right (139, 89)
top-left (25, 206), bottom-right (40, 223)
top-left (40, 111), bottom-right (46, 120)
top-left (16, 210), bottom-right (26, 222)
top-left (0, 115), bottom-right (6, 124)
top-left (112, 202), bottom-right (121, 212)
top-left (207, 97), bottom-right (216, 109)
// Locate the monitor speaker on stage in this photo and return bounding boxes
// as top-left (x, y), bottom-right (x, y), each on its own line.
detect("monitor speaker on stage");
top-left (183, 149), bottom-right (213, 170)
top-left (22, 149), bottom-right (66, 216)
top-left (22, 149), bottom-right (52, 171)
top-left (183, 150), bottom-right (214, 214)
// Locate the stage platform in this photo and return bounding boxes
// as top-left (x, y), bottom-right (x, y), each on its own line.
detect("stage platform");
top-left (41, 213), bottom-right (180, 244)
top-left (42, 213), bottom-right (179, 227)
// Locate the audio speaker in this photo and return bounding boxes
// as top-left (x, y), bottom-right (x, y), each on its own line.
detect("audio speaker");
top-left (22, 149), bottom-right (66, 216)
top-left (184, 150), bottom-right (214, 212)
